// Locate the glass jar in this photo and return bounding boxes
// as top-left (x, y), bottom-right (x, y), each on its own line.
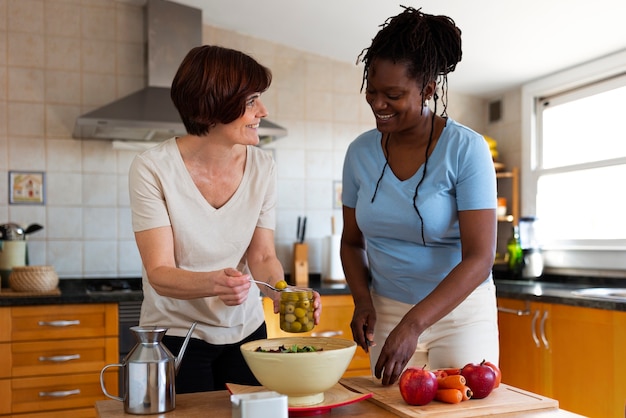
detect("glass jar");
top-left (279, 288), bottom-right (314, 333)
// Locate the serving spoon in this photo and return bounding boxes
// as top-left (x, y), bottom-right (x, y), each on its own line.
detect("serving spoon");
top-left (250, 279), bottom-right (286, 292)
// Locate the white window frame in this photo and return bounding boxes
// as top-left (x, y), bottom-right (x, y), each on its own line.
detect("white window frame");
top-left (521, 49), bottom-right (626, 276)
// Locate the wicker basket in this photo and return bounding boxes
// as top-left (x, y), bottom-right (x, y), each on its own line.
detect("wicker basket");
top-left (9, 265), bottom-right (59, 292)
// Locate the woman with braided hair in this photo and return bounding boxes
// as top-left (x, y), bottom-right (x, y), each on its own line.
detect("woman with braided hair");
top-left (340, 6), bottom-right (499, 386)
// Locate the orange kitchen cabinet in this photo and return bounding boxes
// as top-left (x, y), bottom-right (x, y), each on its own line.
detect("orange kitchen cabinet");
top-left (498, 297), bottom-right (619, 418)
top-left (613, 310), bottom-right (626, 417)
top-left (0, 303), bottom-right (118, 417)
top-left (263, 294), bottom-right (371, 377)
top-left (549, 303), bottom-right (613, 417)
top-left (497, 298), bottom-right (550, 393)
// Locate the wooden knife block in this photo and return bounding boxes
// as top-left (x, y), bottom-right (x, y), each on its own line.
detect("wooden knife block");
top-left (291, 243), bottom-right (309, 287)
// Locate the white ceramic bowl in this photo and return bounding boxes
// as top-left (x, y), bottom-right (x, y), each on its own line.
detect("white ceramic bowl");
top-left (240, 337), bottom-right (356, 406)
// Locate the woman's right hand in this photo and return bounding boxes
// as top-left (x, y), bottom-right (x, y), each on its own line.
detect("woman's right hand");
top-left (215, 268), bottom-right (253, 306)
top-left (351, 303), bottom-right (377, 352)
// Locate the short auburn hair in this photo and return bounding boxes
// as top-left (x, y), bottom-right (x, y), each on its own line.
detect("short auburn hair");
top-left (171, 45), bottom-right (272, 136)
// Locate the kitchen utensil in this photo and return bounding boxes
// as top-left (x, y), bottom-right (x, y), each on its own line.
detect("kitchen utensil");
top-left (0, 223), bottom-right (43, 240)
top-left (250, 278), bottom-right (286, 292)
top-left (296, 216), bottom-right (307, 243)
top-left (0, 223), bottom-right (44, 288)
top-left (24, 223), bottom-right (44, 235)
top-left (100, 322), bottom-right (197, 414)
top-left (240, 337), bottom-right (356, 407)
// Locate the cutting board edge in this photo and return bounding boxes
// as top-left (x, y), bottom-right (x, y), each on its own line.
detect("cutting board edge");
top-left (340, 377), bottom-right (559, 417)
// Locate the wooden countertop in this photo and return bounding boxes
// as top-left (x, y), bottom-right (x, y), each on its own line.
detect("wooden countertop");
top-left (95, 389), bottom-right (584, 417)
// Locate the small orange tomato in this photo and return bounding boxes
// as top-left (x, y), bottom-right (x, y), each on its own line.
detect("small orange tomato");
top-left (483, 361), bottom-right (502, 388)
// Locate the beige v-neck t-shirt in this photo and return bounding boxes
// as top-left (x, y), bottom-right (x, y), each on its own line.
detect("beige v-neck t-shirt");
top-left (129, 138), bottom-right (276, 344)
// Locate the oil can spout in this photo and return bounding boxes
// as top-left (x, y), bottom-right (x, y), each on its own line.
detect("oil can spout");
top-left (175, 321), bottom-right (197, 373)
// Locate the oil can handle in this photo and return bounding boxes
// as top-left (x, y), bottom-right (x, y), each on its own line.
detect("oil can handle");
top-left (100, 363), bottom-right (124, 401)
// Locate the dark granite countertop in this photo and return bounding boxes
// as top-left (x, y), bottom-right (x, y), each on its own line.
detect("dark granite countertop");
top-left (494, 273), bottom-right (626, 312)
top-left (0, 278), bottom-right (144, 307)
top-left (2, 272), bottom-right (625, 313)
top-left (0, 274), bottom-right (351, 307)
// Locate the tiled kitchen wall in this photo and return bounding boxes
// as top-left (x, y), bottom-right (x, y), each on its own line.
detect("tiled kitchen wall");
top-left (0, 0), bottom-right (490, 278)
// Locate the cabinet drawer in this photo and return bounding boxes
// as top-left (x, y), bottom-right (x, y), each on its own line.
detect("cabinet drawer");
top-left (0, 379), bottom-right (9, 415)
top-left (11, 304), bottom-right (117, 341)
top-left (0, 343), bottom-right (10, 378)
top-left (12, 337), bottom-right (118, 377)
top-left (11, 372), bottom-right (115, 414)
top-left (11, 407), bottom-right (96, 418)
top-left (0, 308), bottom-right (10, 342)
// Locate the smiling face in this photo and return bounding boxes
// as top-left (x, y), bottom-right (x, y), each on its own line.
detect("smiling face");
top-left (365, 58), bottom-right (435, 136)
top-left (211, 93), bottom-right (268, 146)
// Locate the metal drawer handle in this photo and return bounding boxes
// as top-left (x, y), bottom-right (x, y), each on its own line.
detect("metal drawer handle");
top-left (540, 310), bottom-right (550, 350)
top-left (531, 310), bottom-right (540, 348)
top-left (39, 354), bottom-right (81, 362)
top-left (39, 389), bottom-right (81, 398)
top-left (497, 306), bottom-right (531, 316)
top-left (311, 330), bottom-right (343, 338)
top-left (38, 320), bottom-right (81, 327)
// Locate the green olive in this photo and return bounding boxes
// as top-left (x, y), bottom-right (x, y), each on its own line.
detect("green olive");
top-left (294, 307), bottom-right (307, 318)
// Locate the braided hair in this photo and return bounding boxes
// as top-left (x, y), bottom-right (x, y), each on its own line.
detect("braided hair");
top-left (359, 6), bottom-right (463, 245)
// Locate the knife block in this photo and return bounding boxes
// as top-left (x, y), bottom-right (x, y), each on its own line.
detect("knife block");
top-left (291, 243), bottom-right (309, 287)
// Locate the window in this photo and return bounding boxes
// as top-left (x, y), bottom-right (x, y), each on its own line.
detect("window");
top-left (522, 51), bottom-right (626, 273)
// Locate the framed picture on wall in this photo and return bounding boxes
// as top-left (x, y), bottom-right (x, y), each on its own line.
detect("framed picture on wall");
top-left (9, 171), bottom-right (46, 205)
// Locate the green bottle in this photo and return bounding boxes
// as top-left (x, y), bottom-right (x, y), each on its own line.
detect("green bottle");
top-left (507, 225), bottom-right (523, 278)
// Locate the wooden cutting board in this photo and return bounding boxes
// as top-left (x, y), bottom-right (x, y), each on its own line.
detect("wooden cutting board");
top-left (340, 377), bottom-right (559, 417)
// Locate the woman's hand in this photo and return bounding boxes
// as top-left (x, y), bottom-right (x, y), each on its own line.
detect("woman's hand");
top-left (351, 303), bottom-right (377, 352)
top-left (374, 321), bottom-right (419, 386)
top-left (215, 267), bottom-right (253, 306)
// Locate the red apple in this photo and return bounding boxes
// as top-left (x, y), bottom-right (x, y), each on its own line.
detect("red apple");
top-left (483, 361), bottom-right (502, 388)
top-left (398, 366), bottom-right (438, 406)
top-left (460, 360), bottom-right (496, 399)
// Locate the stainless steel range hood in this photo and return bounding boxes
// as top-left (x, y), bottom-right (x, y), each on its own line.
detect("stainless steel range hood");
top-left (72, 0), bottom-right (287, 147)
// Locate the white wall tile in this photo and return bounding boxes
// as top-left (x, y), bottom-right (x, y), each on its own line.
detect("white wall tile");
top-left (8, 102), bottom-right (44, 137)
top-left (8, 0), bottom-right (43, 34)
top-left (46, 139), bottom-right (82, 172)
top-left (45, 1), bottom-right (81, 38)
top-left (83, 240), bottom-right (117, 277)
top-left (45, 37), bottom-right (81, 71)
top-left (46, 172), bottom-right (82, 206)
top-left (118, 239), bottom-right (141, 276)
top-left (8, 137), bottom-right (46, 170)
top-left (117, 207), bottom-right (133, 240)
top-left (83, 173), bottom-right (117, 206)
top-left (47, 206), bottom-right (82, 239)
top-left (83, 207), bottom-right (117, 239)
top-left (8, 32), bottom-right (45, 67)
top-left (47, 240), bottom-right (82, 277)
top-left (45, 70), bottom-right (81, 104)
top-left (8, 68), bottom-right (44, 101)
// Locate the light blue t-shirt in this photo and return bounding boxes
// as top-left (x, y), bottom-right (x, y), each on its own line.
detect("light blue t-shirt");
top-left (342, 119), bottom-right (497, 304)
